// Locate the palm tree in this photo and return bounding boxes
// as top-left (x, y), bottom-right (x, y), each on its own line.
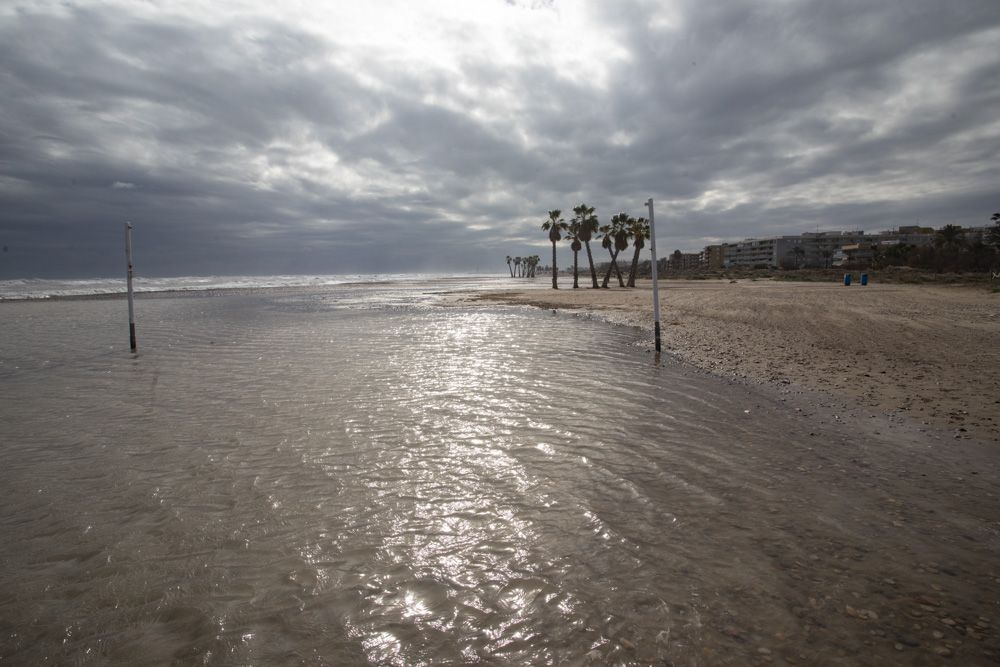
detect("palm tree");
top-left (513, 256), bottom-right (522, 277)
top-left (614, 218), bottom-right (630, 286)
top-left (572, 203), bottom-right (600, 288)
top-left (626, 217), bottom-right (649, 287)
top-left (506, 255), bottom-right (514, 277)
top-left (541, 210), bottom-right (567, 289)
top-left (598, 225), bottom-right (614, 287)
top-left (599, 213), bottom-right (628, 288)
top-left (565, 219), bottom-right (583, 288)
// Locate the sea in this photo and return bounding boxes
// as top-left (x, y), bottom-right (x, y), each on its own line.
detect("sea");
top-left (2, 275), bottom-right (998, 665)
top-left (0, 274), bottom-right (477, 301)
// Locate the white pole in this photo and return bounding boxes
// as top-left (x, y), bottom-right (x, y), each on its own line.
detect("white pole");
top-left (125, 222), bottom-right (137, 352)
top-left (646, 198), bottom-right (661, 353)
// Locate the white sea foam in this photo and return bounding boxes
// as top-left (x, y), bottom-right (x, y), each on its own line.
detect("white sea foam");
top-left (0, 272), bottom-right (495, 300)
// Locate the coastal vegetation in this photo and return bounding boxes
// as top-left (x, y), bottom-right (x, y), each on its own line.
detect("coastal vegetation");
top-left (859, 214), bottom-right (1000, 274)
top-left (505, 255), bottom-right (540, 278)
top-left (541, 210), bottom-right (567, 289)
top-left (625, 216), bottom-right (650, 288)
top-left (527, 210), bottom-right (1000, 288)
top-left (565, 218), bottom-right (583, 289)
top-left (539, 205), bottom-right (652, 290)
top-left (599, 214), bottom-right (629, 288)
top-left (571, 204), bottom-right (599, 289)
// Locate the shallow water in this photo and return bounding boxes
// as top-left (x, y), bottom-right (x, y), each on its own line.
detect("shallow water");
top-left (2, 281), bottom-right (998, 665)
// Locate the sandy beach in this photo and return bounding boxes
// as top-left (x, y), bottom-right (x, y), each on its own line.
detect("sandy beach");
top-left (463, 279), bottom-right (1000, 444)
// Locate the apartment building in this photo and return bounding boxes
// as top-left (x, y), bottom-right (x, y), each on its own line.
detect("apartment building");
top-left (798, 231), bottom-right (868, 267)
top-left (722, 236), bottom-right (807, 268)
top-left (872, 226), bottom-right (935, 246)
top-left (696, 224), bottom-right (970, 270)
top-left (960, 226), bottom-right (993, 244)
top-left (666, 250), bottom-right (701, 271)
top-left (701, 244), bottom-right (726, 269)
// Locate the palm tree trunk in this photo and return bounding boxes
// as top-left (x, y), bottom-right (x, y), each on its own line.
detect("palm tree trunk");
top-left (550, 242), bottom-right (558, 289)
top-left (602, 248), bottom-right (620, 288)
top-left (627, 246), bottom-right (641, 287)
top-left (615, 258), bottom-right (624, 287)
top-left (573, 251), bottom-right (579, 288)
top-left (584, 242), bottom-right (598, 288)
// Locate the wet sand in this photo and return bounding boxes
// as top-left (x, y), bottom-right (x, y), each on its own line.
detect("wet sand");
top-left (463, 279), bottom-right (1000, 445)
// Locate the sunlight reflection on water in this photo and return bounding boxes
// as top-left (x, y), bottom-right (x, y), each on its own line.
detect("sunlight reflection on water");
top-left (3, 282), bottom-right (976, 665)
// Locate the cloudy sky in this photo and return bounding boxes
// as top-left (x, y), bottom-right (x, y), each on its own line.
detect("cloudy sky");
top-left (2, 0), bottom-right (999, 278)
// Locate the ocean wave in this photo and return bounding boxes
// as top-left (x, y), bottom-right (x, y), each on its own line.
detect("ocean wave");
top-left (0, 273), bottom-right (495, 300)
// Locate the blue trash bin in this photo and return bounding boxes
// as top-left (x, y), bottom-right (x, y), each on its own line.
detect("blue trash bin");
top-left (843, 273), bottom-right (852, 286)
top-left (860, 273), bottom-right (869, 286)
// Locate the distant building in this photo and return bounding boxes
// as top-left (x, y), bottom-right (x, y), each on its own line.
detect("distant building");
top-left (680, 222), bottom-right (981, 271)
top-left (723, 237), bottom-right (774, 268)
top-left (723, 236), bottom-right (807, 268)
top-left (666, 250), bottom-right (701, 271)
top-left (799, 231), bottom-right (868, 267)
top-left (872, 227), bottom-right (935, 247)
top-left (721, 231), bottom-right (868, 268)
top-left (836, 243), bottom-right (875, 266)
top-left (701, 244), bottom-right (725, 269)
top-left (962, 226), bottom-right (992, 244)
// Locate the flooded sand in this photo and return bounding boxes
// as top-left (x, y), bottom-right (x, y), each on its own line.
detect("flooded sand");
top-left (1, 283), bottom-right (998, 665)
top-left (468, 279), bottom-right (1000, 445)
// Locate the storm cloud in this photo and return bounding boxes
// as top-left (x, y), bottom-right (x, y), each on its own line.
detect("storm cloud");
top-left (2, 0), bottom-right (999, 277)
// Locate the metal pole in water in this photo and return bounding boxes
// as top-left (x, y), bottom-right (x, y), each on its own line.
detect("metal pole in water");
top-left (125, 222), bottom-right (137, 352)
top-left (646, 198), bottom-right (662, 353)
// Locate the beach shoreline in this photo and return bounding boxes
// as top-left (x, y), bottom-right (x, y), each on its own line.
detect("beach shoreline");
top-left (457, 279), bottom-right (1000, 445)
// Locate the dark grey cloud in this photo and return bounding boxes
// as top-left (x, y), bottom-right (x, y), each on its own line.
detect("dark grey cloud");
top-left (1, 0), bottom-right (999, 278)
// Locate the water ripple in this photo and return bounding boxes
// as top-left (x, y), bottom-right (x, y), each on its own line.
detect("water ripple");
top-left (3, 286), bottom-right (996, 665)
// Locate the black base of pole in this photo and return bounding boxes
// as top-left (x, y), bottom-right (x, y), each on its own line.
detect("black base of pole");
top-left (654, 321), bottom-right (661, 353)
top-left (129, 323), bottom-right (137, 352)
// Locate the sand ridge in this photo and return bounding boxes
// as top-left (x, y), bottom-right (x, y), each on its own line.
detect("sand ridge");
top-left (463, 279), bottom-right (1000, 444)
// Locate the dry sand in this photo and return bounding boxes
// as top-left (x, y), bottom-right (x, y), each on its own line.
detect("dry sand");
top-left (462, 279), bottom-right (1000, 444)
